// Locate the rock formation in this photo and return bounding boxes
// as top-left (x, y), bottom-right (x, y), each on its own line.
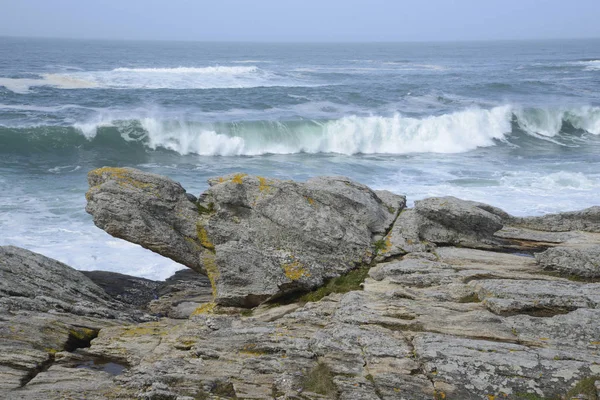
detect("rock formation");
top-left (86, 168), bottom-right (405, 306)
top-left (0, 246), bottom-right (148, 394)
top-left (2, 169), bottom-right (600, 399)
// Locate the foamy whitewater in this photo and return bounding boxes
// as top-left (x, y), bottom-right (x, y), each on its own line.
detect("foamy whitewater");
top-left (1, 38), bottom-right (600, 279)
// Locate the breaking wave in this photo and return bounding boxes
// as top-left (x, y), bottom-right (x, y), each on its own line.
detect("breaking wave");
top-left (1, 106), bottom-right (599, 156)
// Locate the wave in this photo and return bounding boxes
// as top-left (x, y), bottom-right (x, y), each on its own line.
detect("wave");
top-left (1, 106), bottom-right (599, 156)
top-left (0, 66), bottom-right (315, 93)
top-left (574, 60), bottom-right (600, 71)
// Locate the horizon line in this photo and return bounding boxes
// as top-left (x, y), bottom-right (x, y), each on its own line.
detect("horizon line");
top-left (2, 34), bottom-right (600, 45)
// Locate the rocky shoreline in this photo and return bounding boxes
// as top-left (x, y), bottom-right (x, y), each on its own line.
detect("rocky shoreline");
top-left (2, 167), bottom-right (600, 399)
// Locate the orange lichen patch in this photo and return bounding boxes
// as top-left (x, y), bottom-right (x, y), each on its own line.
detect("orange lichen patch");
top-left (257, 176), bottom-right (271, 192)
top-left (382, 235), bottom-right (392, 252)
top-left (191, 302), bottom-right (216, 316)
top-left (487, 395), bottom-right (496, 400)
top-left (282, 259), bottom-right (311, 281)
top-left (203, 252), bottom-right (220, 297)
top-left (434, 391), bottom-right (446, 400)
top-left (90, 167), bottom-right (156, 191)
top-left (196, 222), bottom-right (215, 250)
top-left (305, 196), bottom-right (316, 206)
top-left (231, 173), bottom-right (248, 184)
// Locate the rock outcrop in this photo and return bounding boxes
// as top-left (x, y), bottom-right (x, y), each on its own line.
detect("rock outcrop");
top-left (0, 246), bottom-right (147, 393)
top-left (512, 206), bottom-right (600, 232)
top-left (4, 170), bottom-right (600, 399)
top-left (376, 196), bottom-right (510, 260)
top-left (86, 168), bottom-right (406, 306)
top-left (535, 245), bottom-right (600, 279)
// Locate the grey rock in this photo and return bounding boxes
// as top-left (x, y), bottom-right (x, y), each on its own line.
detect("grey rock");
top-left (375, 209), bottom-right (434, 261)
top-left (535, 245), bottom-right (600, 278)
top-left (369, 258), bottom-right (457, 287)
top-left (513, 206), bottom-right (600, 232)
top-left (85, 167), bottom-right (203, 272)
top-left (0, 246), bottom-right (144, 393)
top-left (202, 174), bottom-right (402, 306)
top-left (377, 197), bottom-right (510, 262)
top-left (86, 169), bottom-right (404, 307)
top-left (149, 269), bottom-right (213, 318)
top-left (494, 226), bottom-right (576, 244)
top-left (0, 246), bottom-right (138, 320)
top-left (472, 278), bottom-right (600, 316)
top-left (81, 270), bottom-right (161, 309)
top-left (414, 332), bottom-right (600, 399)
top-left (414, 196), bottom-right (505, 247)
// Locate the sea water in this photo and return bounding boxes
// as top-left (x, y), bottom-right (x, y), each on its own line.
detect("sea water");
top-left (1, 38), bottom-right (599, 279)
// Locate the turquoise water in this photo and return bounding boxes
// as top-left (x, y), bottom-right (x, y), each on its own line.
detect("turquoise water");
top-left (1, 37), bottom-right (600, 279)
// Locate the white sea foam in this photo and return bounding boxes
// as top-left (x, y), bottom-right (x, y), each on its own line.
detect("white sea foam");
top-left (0, 66), bottom-right (316, 92)
top-left (579, 60), bottom-right (600, 71)
top-left (0, 103), bottom-right (91, 112)
top-left (501, 171), bottom-right (598, 191)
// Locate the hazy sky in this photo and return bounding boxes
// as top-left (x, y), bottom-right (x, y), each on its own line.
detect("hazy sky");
top-left (1, 0), bottom-right (599, 42)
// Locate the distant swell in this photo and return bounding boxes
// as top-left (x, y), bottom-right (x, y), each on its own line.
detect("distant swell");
top-left (1, 106), bottom-right (599, 156)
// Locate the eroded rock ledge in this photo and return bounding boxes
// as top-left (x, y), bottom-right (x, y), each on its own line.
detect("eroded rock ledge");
top-left (2, 168), bottom-right (600, 399)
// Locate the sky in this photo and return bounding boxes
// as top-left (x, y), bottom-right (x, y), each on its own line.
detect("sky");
top-left (1, 0), bottom-right (599, 42)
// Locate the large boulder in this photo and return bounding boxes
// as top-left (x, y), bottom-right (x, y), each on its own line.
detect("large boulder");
top-left (85, 168), bottom-right (405, 307)
top-left (376, 196), bottom-right (509, 259)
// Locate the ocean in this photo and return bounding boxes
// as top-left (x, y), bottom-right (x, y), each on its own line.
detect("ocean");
top-left (1, 37), bottom-right (599, 279)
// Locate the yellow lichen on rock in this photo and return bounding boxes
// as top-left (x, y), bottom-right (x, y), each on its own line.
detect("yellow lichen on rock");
top-left (190, 302), bottom-right (216, 316)
top-left (231, 173), bottom-right (248, 184)
top-left (282, 259), bottom-right (311, 280)
top-left (203, 252), bottom-right (220, 297)
top-left (90, 167), bottom-right (156, 191)
top-left (196, 222), bottom-right (215, 250)
top-left (257, 176), bottom-right (271, 192)
top-left (121, 323), bottom-right (166, 337)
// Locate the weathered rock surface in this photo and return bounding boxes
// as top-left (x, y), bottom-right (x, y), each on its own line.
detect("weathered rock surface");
top-left (86, 167), bottom-right (202, 272)
top-left (512, 206), bottom-right (600, 232)
top-left (0, 246), bottom-right (146, 394)
top-left (7, 172), bottom-right (600, 399)
top-left (0, 246), bottom-right (140, 320)
top-left (82, 268), bottom-right (213, 318)
top-left (149, 269), bottom-right (213, 318)
top-left (86, 168), bottom-right (406, 306)
top-left (82, 270), bottom-right (161, 308)
top-left (535, 245), bottom-right (600, 278)
top-left (376, 196), bottom-right (510, 260)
